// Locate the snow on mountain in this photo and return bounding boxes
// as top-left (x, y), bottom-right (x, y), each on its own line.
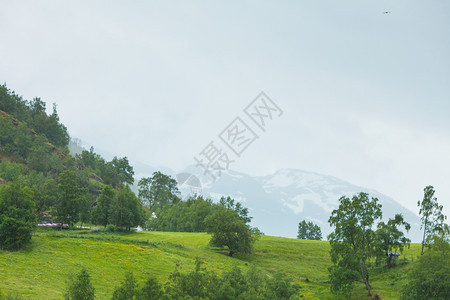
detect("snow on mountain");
top-left (133, 164), bottom-right (422, 242)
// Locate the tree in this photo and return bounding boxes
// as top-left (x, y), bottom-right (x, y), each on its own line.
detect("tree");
top-left (375, 214), bottom-right (411, 268)
top-left (205, 206), bottom-right (256, 257)
top-left (136, 276), bottom-right (164, 300)
top-left (109, 185), bottom-right (143, 230)
top-left (65, 268), bottom-right (95, 300)
top-left (76, 147), bottom-right (102, 171)
top-left (91, 185), bottom-right (115, 228)
top-left (418, 186), bottom-right (447, 255)
top-left (26, 136), bottom-right (52, 174)
top-left (219, 196), bottom-right (252, 224)
top-left (53, 170), bottom-right (88, 228)
top-left (18, 171), bottom-right (58, 214)
top-left (297, 220), bottom-right (322, 240)
top-left (111, 157), bottom-right (134, 185)
top-left (138, 172), bottom-right (179, 211)
top-left (401, 235), bottom-right (449, 299)
top-left (165, 258), bottom-right (209, 299)
top-left (327, 193), bottom-right (382, 296)
top-left (112, 272), bottom-right (136, 300)
top-left (0, 160), bottom-right (28, 182)
top-left (45, 103), bottom-right (69, 147)
top-left (0, 183), bottom-right (36, 251)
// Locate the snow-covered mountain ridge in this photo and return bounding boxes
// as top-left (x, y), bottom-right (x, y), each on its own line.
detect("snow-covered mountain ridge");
top-left (135, 164), bottom-right (422, 242)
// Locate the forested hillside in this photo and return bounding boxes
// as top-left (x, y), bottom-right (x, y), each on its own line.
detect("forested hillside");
top-left (0, 84), bottom-right (144, 235)
top-left (0, 84), bottom-right (449, 299)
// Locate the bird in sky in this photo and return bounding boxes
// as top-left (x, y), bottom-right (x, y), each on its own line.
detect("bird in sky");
top-left (383, 11), bottom-right (391, 14)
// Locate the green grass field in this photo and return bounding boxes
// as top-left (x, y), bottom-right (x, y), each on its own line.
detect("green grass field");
top-left (0, 229), bottom-right (422, 299)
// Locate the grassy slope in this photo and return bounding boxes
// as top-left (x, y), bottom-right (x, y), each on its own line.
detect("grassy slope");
top-left (0, 229), bottom-right (422, 299)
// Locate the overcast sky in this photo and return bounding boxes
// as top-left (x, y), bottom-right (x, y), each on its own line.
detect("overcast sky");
top-left (1, 0), bottom-right (449, 216)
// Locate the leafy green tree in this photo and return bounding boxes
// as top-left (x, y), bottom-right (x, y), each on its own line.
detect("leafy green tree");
top-left (78, 193), bottom-right (92, 227)
top-left (297, 220), bottom-right (322, 240)
top-left (205, 205), bottom-right (256, 257)
top-left (98, 161), bottom-right (120, 187)
top-left (418, 186), bottom-right (447, 255)
top-left (136, 276), bottom-right (164, 300)
top-left (375, 214), bottom-right (411, 268)
top-left (53, 170), bottom-right (88, 228)
top-left (138, 172), bottom-right (179, 211)
top-left (65, 268), bottom-right (95, 300)
top-left (219, 196), bottom-right (252, 224)
top-left (266, 271), bottom-right (301, 299)
top-left (149, 196), bottom-right (215, 232)
top-left (18, 171), bottom-right (58, 214)
top-left (0, 183), bottom-right (36, 251)
top-left (401, 235), bottom-right (449, 299)
top-left (109, 185), bottom-right (143, 230)
top-left (111, 156), bottom-right (134, 185)
top-left (14, 123), bottom-right (33, 159)
top-left (76, 147), bottom-right (102, 171)
top-left (26, 135), bottom-right (52, 174)
top-left (0, 160), bottom-right (28, 182)
top-left (327, 193), bottom-right (382, 296)
top-left (0, 114), bottom-right (15, 149)
top-left (165, 258), bottom-right (209, 299)
top-left (112, 272), bottom-right (136, 300)
top-left (91, 185), bottom-right (115, 228)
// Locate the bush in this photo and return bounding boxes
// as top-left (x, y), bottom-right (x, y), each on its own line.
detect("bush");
top-left (136, 276), bottom-right (164, 300)
top-left (65, 268), bottom-right (95, 300)
top-left (401, 236), bottom-right (450, 299)
top-left (0, 183), bottom-right (36, 251)
top-left (106, 224), bottom-right (119, 232)
top-left (112, 272), bottom-right (136, 300)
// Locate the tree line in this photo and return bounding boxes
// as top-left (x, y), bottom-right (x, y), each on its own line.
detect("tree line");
top-left (63, 259), bottom-right (300, 300)
top-left (0, 84), bottom-right (69, 149)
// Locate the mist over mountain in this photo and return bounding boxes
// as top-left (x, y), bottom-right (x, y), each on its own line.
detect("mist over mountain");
top-left (70, 139), bottom-right (422, 242)
top-left (133, 162), bottom-right (423, 243)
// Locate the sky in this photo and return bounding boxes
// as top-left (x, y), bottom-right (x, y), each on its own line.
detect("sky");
top-left (1, 0), bottom-right (449, 217)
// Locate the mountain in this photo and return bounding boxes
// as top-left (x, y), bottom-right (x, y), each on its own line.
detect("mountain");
top-left (133, 163), bottom-right (422, 242)
top-left (70, 141), bottom-right (422, 242)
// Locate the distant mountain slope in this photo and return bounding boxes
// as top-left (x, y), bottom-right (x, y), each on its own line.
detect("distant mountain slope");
top-left (185, 168), bottom-right (422, 242)
top-left (74, 142), bottom-right (422, 242)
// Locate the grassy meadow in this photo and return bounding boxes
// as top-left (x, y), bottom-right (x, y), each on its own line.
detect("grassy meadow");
top-left (0, 229), bottom-right (422, 299)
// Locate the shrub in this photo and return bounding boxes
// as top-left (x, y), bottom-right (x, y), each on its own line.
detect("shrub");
top-left (65, 268), bottom-right (95, 300)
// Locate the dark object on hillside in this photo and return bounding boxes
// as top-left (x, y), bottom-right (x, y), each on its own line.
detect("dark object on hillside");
top-left (374, 294), bottom-right (380, 299)
top-left (386, 252), bottom-right (401, 269)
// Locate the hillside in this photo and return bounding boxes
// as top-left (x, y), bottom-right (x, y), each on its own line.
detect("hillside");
top-left (0, 228), bottom-right (421, 299)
